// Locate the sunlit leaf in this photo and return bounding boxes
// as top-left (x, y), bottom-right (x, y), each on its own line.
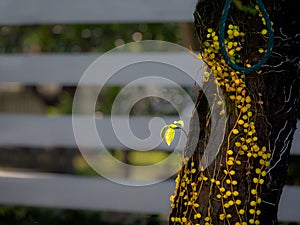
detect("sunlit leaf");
top-left (160, 125), bottom-right (169, 141)
top-left (169, 124), bottom-right (178, 129)
top-left (174, 120), bottom-right (184, 127)
top-left (165, 127), bottom-right (175, 146)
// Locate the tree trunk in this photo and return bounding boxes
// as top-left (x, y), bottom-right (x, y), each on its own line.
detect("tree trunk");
top-left (169, 0), bottom-right (299, 224)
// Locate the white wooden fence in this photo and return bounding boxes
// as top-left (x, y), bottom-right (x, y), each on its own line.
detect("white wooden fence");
top-left (0, 0), bottom-right (299, 223)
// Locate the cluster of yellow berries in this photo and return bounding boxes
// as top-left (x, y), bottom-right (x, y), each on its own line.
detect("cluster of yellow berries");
top-left (170, 161), bottom-right (206, 224)
top-left (202, 24), bottom-right (271, 224)
top-left (169, 6), bottom-right (272, 225)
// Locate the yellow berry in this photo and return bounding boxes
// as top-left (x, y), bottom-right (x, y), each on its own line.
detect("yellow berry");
top-left (238, 120), bottom-right (244, 125)
top-left (169, 195), bottom-right (175, 201)
top-left (229, 49), bottom-right (235, 56)
top-left (227, 150), bottom-right (234, 155)
top-left (227, 30), bottom-right (233, 35)
top-left (242, 145), bottom-right (248, 151)
top-left (242, 115), bottom-right (248, 120)
top-left (219, 214), bottom-right (225, 220)
top-left (239, 209), bottom-right (245, 214)
top-left (261, 29), bottom-right (268, 35)
top-left (235, 142), bottom-right (242, 147)
top-left (226, 191), bottom-right (232, 196)
top-left (236, 199), bottom-right (242, 205)
top-left (246, 96), bottom-right (251, 103)
top-left (227, 160), bottom-right (234, 166)
top-left (232, 129), bottom-right (239, 134)
top-left (259, 179), bottom-right (265, 184)
top-left (246, 138), bottom-right (253, 143)
top-left (253, 144), bottom-right (260, 151)
top-left (195, 213), bottom-right (201, 218)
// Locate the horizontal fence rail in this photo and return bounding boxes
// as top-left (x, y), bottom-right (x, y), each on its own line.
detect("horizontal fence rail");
top-left (0, 0), bottom-right (196, 25)
top-left (0, 53), bottom-right (202, 86)
top-left (0, 114), bottom-right (299, 155)
top-left (0, 171), bottom-right (299, 222)
top-left (0, 114), bottom-right (187, 150)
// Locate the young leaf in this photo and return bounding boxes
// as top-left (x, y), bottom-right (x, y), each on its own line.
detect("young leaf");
top-left (174, 120), bottom-right (184, 127)
top-left (160, 125), bottom-right (169, 141)
top-left (165, 127), bottom-right (175, 146)
top-left (169, 123), bottom-right (178, 129)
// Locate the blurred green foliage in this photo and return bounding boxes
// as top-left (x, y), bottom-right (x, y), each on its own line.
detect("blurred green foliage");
top-left (0, 23), bottom-right (182, 53)
top-left (0, 205), bottom-right (166, 225)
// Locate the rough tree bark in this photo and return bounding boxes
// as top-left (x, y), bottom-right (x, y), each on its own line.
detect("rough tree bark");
top-left (169, 0), bottom-right (299, 224)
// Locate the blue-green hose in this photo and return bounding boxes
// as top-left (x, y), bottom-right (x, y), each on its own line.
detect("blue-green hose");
top-left (218, 0), bottom-right (274, 73)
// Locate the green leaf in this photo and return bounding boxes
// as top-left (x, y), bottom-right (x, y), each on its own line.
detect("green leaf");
top-left (165, 127), bottom-right (175, 146)
top-left (174, 120), bottom-right (184, 127)
top-left (169, 124), bottom-right (178, 129)
top-left (160, 125), bottom-right (169, 141)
